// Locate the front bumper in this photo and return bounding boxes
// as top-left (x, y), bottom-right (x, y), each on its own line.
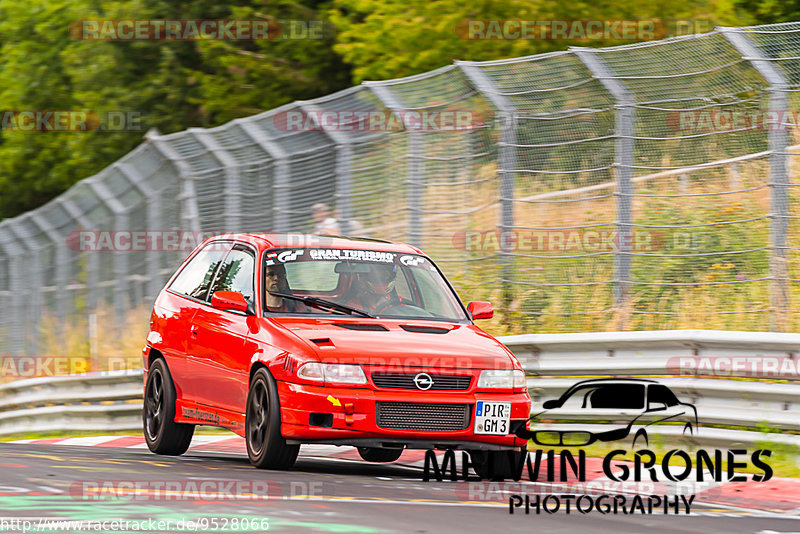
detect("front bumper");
top-left (277, 381), bottom-right (530, 449)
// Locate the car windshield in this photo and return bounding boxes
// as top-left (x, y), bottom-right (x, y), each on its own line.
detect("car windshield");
top-left (558, 383), bottom-right (646, 410)
top-left (262, 248), bottom-right (469, 321)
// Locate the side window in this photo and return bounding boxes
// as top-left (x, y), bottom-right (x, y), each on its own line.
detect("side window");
top-left (169, 243), bottom-right (231, 300)
top-left (209, 246), bottom-right (255, 301)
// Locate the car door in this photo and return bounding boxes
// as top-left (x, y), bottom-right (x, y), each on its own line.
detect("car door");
top-left (162, 241), bottom-right (231, 399)
top-left (185, 243), bottom-right (256, 413)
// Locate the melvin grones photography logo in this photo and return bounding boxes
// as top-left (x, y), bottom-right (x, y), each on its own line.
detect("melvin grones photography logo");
top-left (423, 378), bottom-right (774, 517)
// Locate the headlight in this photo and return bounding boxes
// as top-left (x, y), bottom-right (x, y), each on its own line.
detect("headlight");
top-left (297, 362), bottom-right (324, 381)
top-left (321, 363), bottom-right (367, 384)
top-left (297, 362), bottom-right (367, 385)
top-left (477, 369), bottom-right (526, 389)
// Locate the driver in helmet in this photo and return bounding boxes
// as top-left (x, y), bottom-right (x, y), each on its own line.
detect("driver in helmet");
top-left (353, 262), bottom-right (406, 315)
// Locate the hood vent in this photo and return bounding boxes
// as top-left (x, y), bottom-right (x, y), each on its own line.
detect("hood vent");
top-left (310, 337), bottom-right (335, 349)
top-left (400, 325), bottom-right (450, 334)
top-left (333, 323), bottom-right (389, 332)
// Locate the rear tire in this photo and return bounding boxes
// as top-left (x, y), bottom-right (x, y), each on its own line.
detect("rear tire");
top-left (245, 368), bottom-right (299, 469)
top-left (143, 358), bottom-right (194, 455)
top-left (469, 448), bottom-right (526, 481)
top-left (357, 447), bottom-right (403, 463)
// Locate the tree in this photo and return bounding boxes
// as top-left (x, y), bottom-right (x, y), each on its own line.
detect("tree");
top-left (330, 0), bottom-right (747, 82)
top-left (0, 0), bottom-right (350, 219)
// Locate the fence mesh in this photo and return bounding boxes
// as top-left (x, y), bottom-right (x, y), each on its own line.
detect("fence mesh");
top-left (3, 23), bottom-right (800, 355)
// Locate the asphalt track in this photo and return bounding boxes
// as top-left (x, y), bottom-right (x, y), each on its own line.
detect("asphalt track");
top-left (0, 442), bottom-right (798, 534)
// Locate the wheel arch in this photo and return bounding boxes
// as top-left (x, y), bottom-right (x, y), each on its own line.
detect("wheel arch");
top-left (146, 347), bottom-right (165, 369)
top-left (250, 361), bottom-right (270, 385)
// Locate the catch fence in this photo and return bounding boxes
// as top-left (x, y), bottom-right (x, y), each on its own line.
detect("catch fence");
top-left (3, 23), bottom-right (800, 354)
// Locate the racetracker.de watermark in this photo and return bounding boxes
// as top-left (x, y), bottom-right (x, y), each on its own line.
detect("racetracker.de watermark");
top-left (67, 230), bottom-right (234, 252)
top-left (451, 228), bottom-right (763, 256)
top-left (271, 109), bottom-right (488, 132)
top-left (70, 19), bottom-right (325, 40)
top-left (452, 229), bottom-right (662, 253)
top-left (0, 356), bottom-right (139, 379)
top-left (69, 479), bottom-right (330, 501)
top-left (0, 356), bottom-right (90, 378)
top-left (667, 355), bottom-right (800, 379)
top-left (454, 479), bottom-right (721, 503)
top-left (1, 111), bottom-right (143, 132)
top-left (0, 517), bottom-right (271, 533)
top-left (666, 110), bottom-right (800, 133)
top-left (456, 19), bottom-right (712, 41)
top-left (69, 231), bottom-right (433, 252)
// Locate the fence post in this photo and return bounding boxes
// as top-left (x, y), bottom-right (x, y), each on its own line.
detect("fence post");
top-left (366, 83), bottom-right (424, 248)
top-left (86, 179), bottom-right (129, 326)
top-left (116, 162), bottom-right (165, 304)
top-left (573, 48), bottom-right (635, 327)
top-left (5, 220), bottom-right (41, 354)
top-left (191, 129), bottom-right (242, 233)
top-left (0, 225), bottom-right (24, 355)
top-left (146, 129), bottom-right (202, 234)
top-left (298, 100), bottom-right (353, 235)
top-left (721, 28), bottom-right (790, 331)
top-left (30, 212), bottom-right (69, 339)
top-left (57, 196), bottom-right (100, 315)
top-left (457, 61), bottom-right (518, 310)
top-left (237, 119), bottom-right (291, 232)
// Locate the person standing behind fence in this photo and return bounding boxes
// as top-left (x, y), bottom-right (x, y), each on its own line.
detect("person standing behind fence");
top-left (311, 202), bottom-right (367, 237)
top-left (311, 203), bottom-right (340, 235)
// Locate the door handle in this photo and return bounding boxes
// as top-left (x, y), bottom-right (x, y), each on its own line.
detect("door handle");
top-left (190, 325), bottom-right (199, 335)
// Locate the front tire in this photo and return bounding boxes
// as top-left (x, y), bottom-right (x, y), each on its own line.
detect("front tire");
top-left (357, 447), bottom-right (403, 463)
top-left (245, 368), bottom-right (299, 469)
top-left (143, 358), bottom-right (194, 455)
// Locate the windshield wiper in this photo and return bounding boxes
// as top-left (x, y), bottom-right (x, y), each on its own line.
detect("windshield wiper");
top-left (268, 292), bottom-right (373, 318)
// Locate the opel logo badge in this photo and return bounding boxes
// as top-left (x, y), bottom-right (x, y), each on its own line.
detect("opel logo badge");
top-left (414, 373), bottom-right (433, 390)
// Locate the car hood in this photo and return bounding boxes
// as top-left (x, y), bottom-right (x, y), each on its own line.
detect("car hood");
top-left (267, 317), bottom-right (517, 369)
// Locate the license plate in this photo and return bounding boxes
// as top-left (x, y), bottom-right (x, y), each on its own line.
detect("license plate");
top-left (474, 401), bottom-right (511, 435)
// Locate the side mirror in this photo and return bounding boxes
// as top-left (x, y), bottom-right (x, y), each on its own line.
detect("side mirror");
top-left (467, 301), bottom-right (494, 320)
top-left (648, 401), bottom-right (667, 412)
top-left (210, 291), bottom-right (249, 313)
top-left (542, 399), bottom-right (560, 409)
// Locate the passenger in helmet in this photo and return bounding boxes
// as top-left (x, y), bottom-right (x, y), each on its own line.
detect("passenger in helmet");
top-left (353, 263), bottom-right (402, 315)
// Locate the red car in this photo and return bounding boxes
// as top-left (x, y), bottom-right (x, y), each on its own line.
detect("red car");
top-left (143, 233), bottom-right (530, 478)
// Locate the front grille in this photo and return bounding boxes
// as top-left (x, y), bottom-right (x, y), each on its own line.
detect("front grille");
top-left (376, 402), bottom-right (471, 431)
top-left (372, 372), bottom-right (472, 390)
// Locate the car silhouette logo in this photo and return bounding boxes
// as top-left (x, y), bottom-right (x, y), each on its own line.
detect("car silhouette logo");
top-left (414, 373), bottom-right (434, 390)
top-left (515, 378), bottom-right (698, 447)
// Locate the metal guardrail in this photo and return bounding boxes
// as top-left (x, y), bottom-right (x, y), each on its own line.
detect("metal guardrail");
top-left (502, 330), bottom-right (800, 447)
top-left (502, 329), bottom-right (800, 379)
top-left (0, 369), bottom-right (143, 436)
top-left (0, 331), bottom-right (798, 447)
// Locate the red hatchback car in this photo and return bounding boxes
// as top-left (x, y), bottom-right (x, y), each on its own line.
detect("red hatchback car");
top-left (143, 233), bottom-right (531, 477)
